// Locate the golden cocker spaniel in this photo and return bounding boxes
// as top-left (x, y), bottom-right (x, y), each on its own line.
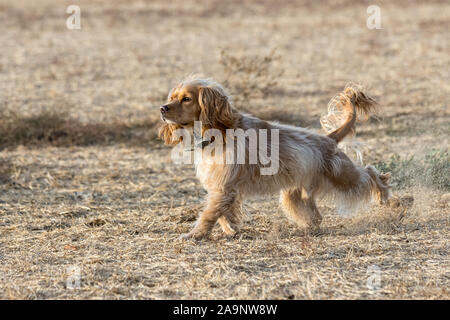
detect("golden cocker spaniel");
top-left (159, 76), bottom-right (392, 240)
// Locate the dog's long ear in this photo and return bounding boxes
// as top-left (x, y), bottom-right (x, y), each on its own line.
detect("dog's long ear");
top-left (158, 123), bottom-right (183, 145)
top-left (198, 86), bottom-right (236, 132)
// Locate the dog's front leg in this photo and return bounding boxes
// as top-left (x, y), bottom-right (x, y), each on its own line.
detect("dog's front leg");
top-left (180, 190), bottom-right (238, 240)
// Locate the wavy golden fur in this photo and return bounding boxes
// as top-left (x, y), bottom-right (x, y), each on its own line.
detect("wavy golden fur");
top-left (325, 86), bottom-right (377, 143)
top-left (159, 77), bottom-right (392, 240)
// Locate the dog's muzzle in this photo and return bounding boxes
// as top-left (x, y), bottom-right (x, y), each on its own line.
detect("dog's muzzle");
top-left (160, 105), bottom-right (170, 121)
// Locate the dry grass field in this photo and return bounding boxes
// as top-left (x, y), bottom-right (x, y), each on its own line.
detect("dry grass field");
top-left (0, 0), bottom-right (449, 299)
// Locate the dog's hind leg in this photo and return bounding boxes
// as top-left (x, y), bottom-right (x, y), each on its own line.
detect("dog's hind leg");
top-left (280, 188), bottom-right (322, 231)
top-left (325, 150), bottom-right (392, 205)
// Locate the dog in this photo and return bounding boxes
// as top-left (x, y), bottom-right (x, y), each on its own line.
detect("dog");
top-left (159, 76), bottom-right (392, 240)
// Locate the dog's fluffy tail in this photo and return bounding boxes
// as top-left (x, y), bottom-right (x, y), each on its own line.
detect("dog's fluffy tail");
top-left (321, 83), bottom-right (377, 143)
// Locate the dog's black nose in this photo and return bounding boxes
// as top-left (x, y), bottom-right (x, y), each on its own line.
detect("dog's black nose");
top-left (160, 105), bottom-right (170, 113)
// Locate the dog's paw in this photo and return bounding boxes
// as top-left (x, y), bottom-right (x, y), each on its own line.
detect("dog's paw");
top-left (178, 230), bottom-right (209, 241)
top-left (220, 230), bottom-right (239, 239)
top-left (178, 233), bottom-right (194, 241)
top-left (220, 225), bottom-right (239, 238)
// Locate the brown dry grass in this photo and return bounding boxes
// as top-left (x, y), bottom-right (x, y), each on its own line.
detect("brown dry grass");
top-left (0, 0), bottom-right (449, 299)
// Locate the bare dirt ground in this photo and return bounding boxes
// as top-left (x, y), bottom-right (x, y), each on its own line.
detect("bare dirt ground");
top-left (0, 0), bottom-right (449, 299)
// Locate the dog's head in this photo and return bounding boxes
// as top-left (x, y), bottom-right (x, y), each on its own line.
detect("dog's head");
top-left (158, 77), bottom-right (237, 145)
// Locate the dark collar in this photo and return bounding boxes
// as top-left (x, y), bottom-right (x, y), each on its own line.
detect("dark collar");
top-left (185, 139), bottom-right (212, 151)
top-left (193, 130), bottom-right (212, 150)
top-left (197, 140), bottom-right (212, 149)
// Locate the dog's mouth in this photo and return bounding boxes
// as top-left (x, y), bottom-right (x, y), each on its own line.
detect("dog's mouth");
top-left (161, 114), bottom-right (184, 126)
top-left (160, 114), bottom-right (190, 126)
top-left (160, 112), bottom-right (173, 123)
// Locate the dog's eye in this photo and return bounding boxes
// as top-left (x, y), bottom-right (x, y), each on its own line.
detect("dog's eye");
top-left (182, 97), bottom-right (191, 102)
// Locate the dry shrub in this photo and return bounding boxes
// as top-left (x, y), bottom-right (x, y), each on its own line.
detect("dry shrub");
top-left (375, 149), bottom-right (450, 191)
top-left (424, 149), bottom-right (450, 190)
top-left (219, 48), bottom-right (284, 108)
top-left (0, 108), bottom-right (159, 149)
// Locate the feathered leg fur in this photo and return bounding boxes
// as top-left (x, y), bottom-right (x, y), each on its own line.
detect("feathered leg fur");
top-left (181, 190), bottom-right (242, 239)
top-left (280, 188), bottom-right (322, 230)
top-left (324, 150), bottom-right (392, 212)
